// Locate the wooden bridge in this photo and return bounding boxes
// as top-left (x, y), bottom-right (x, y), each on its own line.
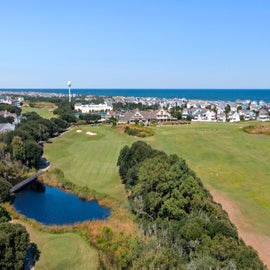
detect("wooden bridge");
top-left (10, 160), bottom-right (50, 193)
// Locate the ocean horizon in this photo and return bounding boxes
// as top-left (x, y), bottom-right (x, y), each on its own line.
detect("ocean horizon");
top-left (1, 88), bottom-right (270, 102)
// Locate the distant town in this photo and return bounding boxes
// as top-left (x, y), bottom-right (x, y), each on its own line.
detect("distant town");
top-left (0, 90), bottom-right (269, 134)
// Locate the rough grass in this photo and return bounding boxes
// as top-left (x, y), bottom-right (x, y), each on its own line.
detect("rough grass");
top-left (243, 124), bottom-right (270, 135)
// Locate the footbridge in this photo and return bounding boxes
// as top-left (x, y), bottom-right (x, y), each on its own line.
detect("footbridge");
top-left (10, 160), bottom-right (50, 193)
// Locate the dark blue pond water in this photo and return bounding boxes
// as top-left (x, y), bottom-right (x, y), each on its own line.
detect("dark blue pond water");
top-left (13, 185), bottom-right (110, 226)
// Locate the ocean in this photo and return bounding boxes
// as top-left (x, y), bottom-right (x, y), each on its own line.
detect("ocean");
top-left (1, 89), bottom-right (270, 102)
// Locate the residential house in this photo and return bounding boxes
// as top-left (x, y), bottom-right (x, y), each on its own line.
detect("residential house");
top-left (118, 109), bottom-right (175, 124)
top-left (192, 109), bottom-right (216, 122)
top-left (0, 111), bottom-right (21, 124)
top-left (230, 112), bottom-right (240, 122)
top-left (257, 109), bottom-right (269, 121)
top-left (0, 123), bottom-right (15, 133)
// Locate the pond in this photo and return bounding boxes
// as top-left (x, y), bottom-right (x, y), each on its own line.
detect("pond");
top-left (13, 185), bottom-right (111, 226)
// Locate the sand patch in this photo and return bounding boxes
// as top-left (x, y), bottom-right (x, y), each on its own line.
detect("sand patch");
top-left (86, 131), bottom-right (97, 136)
top-left (210, 189), bottom-right (270, 268)
top-left (76, 130), bottom-right (82, 133)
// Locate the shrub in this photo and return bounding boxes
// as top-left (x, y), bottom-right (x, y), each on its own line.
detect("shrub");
top-left (124, 125), bottom-right (154, 137)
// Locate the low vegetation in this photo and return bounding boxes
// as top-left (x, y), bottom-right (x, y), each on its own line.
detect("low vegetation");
top-left (243, 124), bottom-right (270, 135)
top-left (124, 124), bottom-right (155, 137)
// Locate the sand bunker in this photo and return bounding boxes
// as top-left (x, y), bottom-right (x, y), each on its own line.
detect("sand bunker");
top-left (76, 130), bottom-right (82, 133)
top-left (86, 131), bottom-right (97, 136)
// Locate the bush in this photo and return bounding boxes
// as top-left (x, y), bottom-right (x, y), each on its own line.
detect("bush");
top-left (0, 178), bottom-right (12, 202)
top-left (124, 125), bottom-right (154, 137)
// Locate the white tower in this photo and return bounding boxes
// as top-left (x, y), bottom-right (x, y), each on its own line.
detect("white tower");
top-left (67, 80), bottom-right (72, 102)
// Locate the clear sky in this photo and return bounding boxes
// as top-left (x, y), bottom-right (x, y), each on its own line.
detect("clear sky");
top-left (0, 0), bottom-right (269, 88)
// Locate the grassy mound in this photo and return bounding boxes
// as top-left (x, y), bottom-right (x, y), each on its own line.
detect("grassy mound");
top-left (124, 124), bottom-right (154, 137)
top-left (243, 125), bottom-right (270, 135)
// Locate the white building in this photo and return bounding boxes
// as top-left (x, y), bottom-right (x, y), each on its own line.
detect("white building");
top-left (230, 112), bottom-right (240, 122)
top-left (74, 103), bottom-right (113, 113)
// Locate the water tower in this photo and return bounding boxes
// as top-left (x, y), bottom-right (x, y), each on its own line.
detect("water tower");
top-left (67, 80), bottom-right (72, 102)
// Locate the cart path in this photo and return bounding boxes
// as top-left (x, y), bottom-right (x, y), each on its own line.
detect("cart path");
top-left (211, 189), bottom-right (269, 269)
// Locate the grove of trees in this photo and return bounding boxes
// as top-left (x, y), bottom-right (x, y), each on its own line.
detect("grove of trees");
top-left (116, 141), bottom-right (265, 269)
top-left (0, 186), bottom-right (40, 269)
top-left (0, 111), bottom-right (69, 170)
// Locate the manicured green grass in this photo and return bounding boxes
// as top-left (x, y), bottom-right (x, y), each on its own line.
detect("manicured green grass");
top-left (44, 125), bottom-right (136, 201)
top-left (20, 222), bottom-right (99, 270)
top-left (148, 121), bottom-right (270, 236)
top-left (22, 102), bottom-right (57, 119)
top-left (43, 121), bottom-right (270, 266)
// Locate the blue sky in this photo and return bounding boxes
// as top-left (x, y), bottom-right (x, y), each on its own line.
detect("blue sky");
top-left (0, 0), bottom-right (269, 88)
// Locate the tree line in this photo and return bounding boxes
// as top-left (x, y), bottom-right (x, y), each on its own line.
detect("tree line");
top-left (116, 141), bottom-right (265, 269)
top-left (1, 111), bottom-right (69, 169)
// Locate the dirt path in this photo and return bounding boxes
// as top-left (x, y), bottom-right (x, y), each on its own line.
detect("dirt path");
top-left (210, 189), bottom-right (270, 269)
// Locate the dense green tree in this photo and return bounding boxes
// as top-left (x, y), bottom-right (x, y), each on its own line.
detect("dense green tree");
top-left (0, 223), bottom-right (30, 270)
top-left (117, 141), bottom-right (164, 186)
top-left (170, 106), bottom-right (182, 119)
top-left (0, 116), bottom-right (14, 123)
top-left (0, 104), bottom-right (21, 116)
top-left (60, 113), bottom-right (77, 123)
top-left (22, 111), bottom-right (42, 121)
top-left (225, 104), bottom-right (231, 115)
top-left (0, 204), bottom-right (11, 223)
top-left (24, 140), bottom-right (43, 168)
top-left (0, 178), bottom-right (12, 202)
top-left (79, 113), bottom-right (101, 123)
top-left (117, 141), bottom-right (266, 269)
top-left (11, 136), bottom-right (25, 161)
top-left (53, 102), bottom-right (74, 115)
top-left (50, 118), bottom-right (69, 131)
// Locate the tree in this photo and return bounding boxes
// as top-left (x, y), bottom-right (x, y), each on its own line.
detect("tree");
top-left (225, 104), bottom-right (231, 115)
top-left (22, 111), bottom-right (42, 121)
top-left (107, 116), bottom-right (117, 126)
top-left (0, 204), bottom-right (11, 223)
top-left (170, 106), bottom-right (182, 120)
top-left (117, 141), bottom-right (265, 268)
top-left (60, 113), bottom-right (77, 123)
top-left (11, 136), bottom-right (25, 161)
top-left (24, 140), bottom-right (43, 168)
top-left (117, 141), bottom-right (162, 185)
top-left (0, 178), bottom-right (12, 202)
top-left (51, 118), bottom-right (69, 132)
top-left (0, 223), bottom-right (30, 270)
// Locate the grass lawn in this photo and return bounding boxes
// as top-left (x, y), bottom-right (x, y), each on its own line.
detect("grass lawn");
top-left (44, 122), bottom-right (270, 236)
top-left (147, 121), bottom-right (270, 236)
top-left (22, 102), bottom-right (57, 119)
top-left (44, 125), bottom-right (136, 201)
top-left (43, 121), bottom-right (270, 266)
top-left (17, 222), bottom-right (98, 270)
